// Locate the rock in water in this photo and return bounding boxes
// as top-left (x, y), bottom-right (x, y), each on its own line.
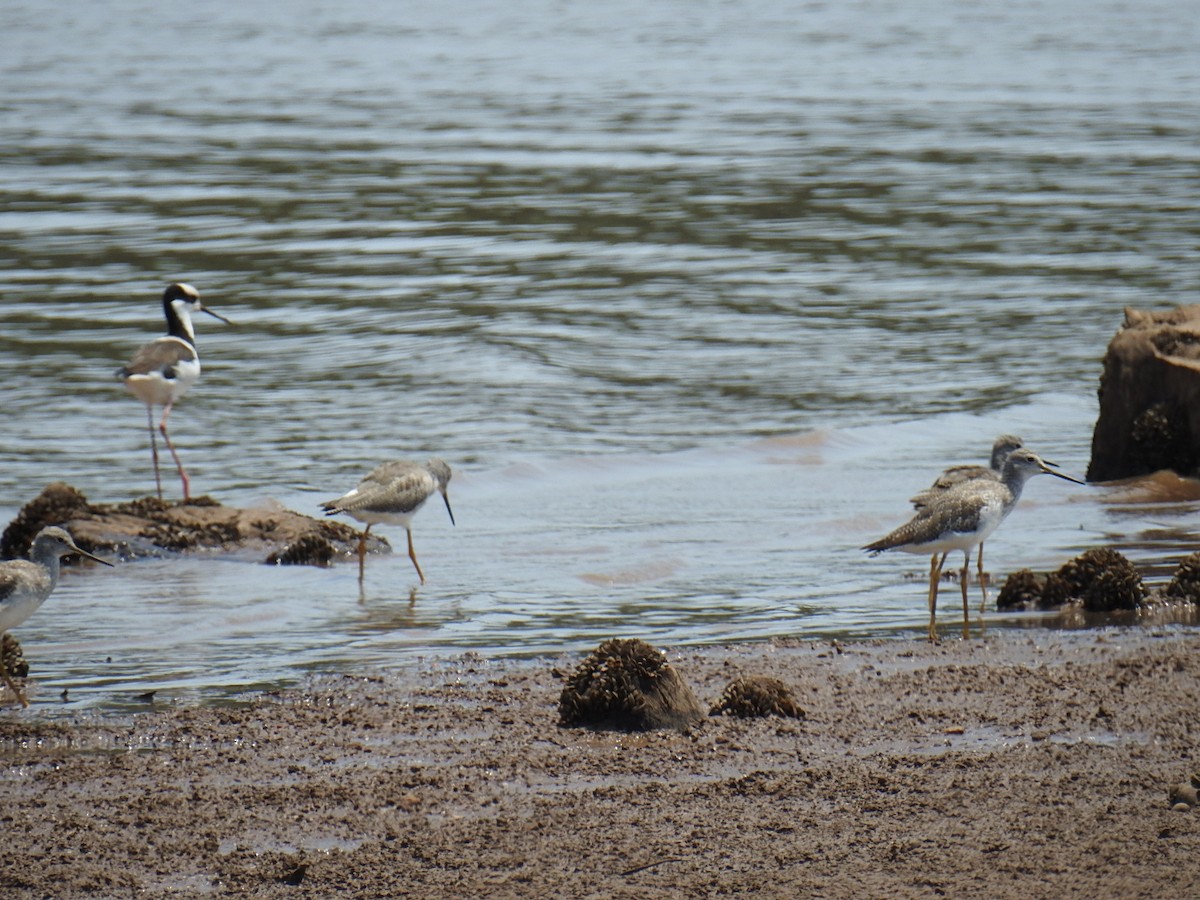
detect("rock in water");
top-left (1042, 548), bottom-right (1145, 611)
top-left (1089, 305), bottom-right (1200, 482)
top-left (558, 638), bottom-right (705, 732)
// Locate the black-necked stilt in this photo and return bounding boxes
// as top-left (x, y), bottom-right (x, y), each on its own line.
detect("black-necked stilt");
top-left (864, 448), bottom-right (1083, 642)
top-left (321, 458), bottom-right (455, 584)
top-left (0, 526), bottom-right (113, 707)
top-left (118, 283), bottom-right (229, 501)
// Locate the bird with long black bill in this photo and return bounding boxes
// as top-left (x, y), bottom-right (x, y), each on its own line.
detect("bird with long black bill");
top-left (321, 458), bottom-right (455, 585)
top-left (0, 526), bottom-right (113, 707)
top-left (118, 282), bottom-right (229, 501)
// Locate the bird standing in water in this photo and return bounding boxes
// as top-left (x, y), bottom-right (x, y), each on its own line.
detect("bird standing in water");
top-left (321, 458), bottom-right (455, 585)
top-left (0, 526), bottom-right (113, 707)
top-left (864, 448), bottom-right (1084, 641)
top-left (118, 282), bottom-right (230, 501)
top-left (909, 434), bottom-right (1027, 611)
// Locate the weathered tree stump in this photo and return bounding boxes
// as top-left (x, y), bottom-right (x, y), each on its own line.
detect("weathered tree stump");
top-left (1089, 305), bottom-right (1200, 482)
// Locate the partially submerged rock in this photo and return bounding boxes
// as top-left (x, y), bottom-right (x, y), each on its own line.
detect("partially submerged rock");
top-left (997, 549), bottom-right (1145, 611)
top-left (558, 638), bottom-right (705, 732)
top-left (709, 675), bottom-right (805, 719)
top-left (1043, 548), bottom-right (1145, 611)
top-left (996, 568), bottom-right (1050, 611)
top-left (1162, 551), bottom-right (1200, 603)
top-left (1089, 305), bottom-right (1200, 482)
top-left (1, 634), bottom-right (28, 686)
top-left (1, 483), bottom-right (387, 567)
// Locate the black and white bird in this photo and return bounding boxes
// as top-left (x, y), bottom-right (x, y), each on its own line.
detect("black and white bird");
top-left (321, 458), bottom-right (455, 584)
top-left (118, 283), bottom-right (229, 501)
top-left (0, 526), bottom-right (113, 707)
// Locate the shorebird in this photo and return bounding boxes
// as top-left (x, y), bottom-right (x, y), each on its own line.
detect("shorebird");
top-left (321, 458), bottom-right (455, 584)
top-left (909, 434), bottom-right (1026, 610)
top-left (0, 526), bottom-right (113, 707)
top-left (118, 283), bottom-right (230, 501)
top-left (864, 448), bottom-right (1084, 641)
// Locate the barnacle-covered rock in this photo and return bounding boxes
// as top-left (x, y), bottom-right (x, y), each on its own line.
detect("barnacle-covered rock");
top-left (2, 483), bottom-right (381, 567)
top-left (709, 675), bottom-right (805, 719)
top-left (558, 638), bottom-right (705, 732)
top-left (996, 568), bottom-right (1047, 610)
top-left (1042, 548), bottom-right (1145, 611)
top-left (1162, 552), bottom-right (1200, 603)
top-left (1, 634), bottom-right (29, 683)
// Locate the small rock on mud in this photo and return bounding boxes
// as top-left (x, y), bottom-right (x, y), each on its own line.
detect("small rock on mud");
top-left (709, 675), bottom-right (805, 719)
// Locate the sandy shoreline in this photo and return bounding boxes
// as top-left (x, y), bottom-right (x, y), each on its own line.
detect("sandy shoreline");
top-left (2, 629), bottom-right (1199, 898)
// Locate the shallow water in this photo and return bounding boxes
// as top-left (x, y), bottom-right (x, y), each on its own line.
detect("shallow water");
top-left (2, 0), bottom-right (1199, 710)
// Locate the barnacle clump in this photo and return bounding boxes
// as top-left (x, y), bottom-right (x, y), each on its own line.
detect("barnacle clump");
top-left (996, 568), bottom-right (1048, 610)
top-left (0, 482), bottom-right (91, 559)
top-left (1042, 548), bottom-right (1145, 611)
top-left (266, 534), bottom-right (336, 567)
top-left (1162, 552), bottom-right (1200, 604)
top-left (709, 675), bottom-right (805, 720)
top-left (558, 638), bottom-right (705, 732)
top-left (1, 634), bottom-right (29, 683)
top-left (3, 483), bottom-right (376, 567)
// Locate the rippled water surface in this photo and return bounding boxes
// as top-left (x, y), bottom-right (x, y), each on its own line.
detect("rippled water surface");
top-left (2, 0), bottom-right (1200, 709)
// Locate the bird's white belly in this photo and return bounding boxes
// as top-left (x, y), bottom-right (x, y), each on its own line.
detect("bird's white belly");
top-left (0, 568), bottom-right (52, 632)
top-left (123, 358), bottom-right (201, 407)
top-left (344, 504), bottom-right (425, 529)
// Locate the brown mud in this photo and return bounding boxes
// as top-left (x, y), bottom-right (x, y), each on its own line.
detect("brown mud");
top-left (2, 630), bottom-right (1199, 898)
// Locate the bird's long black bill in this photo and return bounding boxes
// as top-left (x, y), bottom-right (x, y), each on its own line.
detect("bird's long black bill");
top-left (201, 306), bottom-right (232, 325)
top-left (442, 493), bottom-right (456, 526)
top-left (73, 546), bottom-right (115, 567)
top-left (1047, 468), bottom-right (1087, 485)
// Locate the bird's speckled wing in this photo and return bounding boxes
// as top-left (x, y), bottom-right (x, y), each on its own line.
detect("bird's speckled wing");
top-left (865, 484), bottom-right (1006, 554)
top-left (0, 566), bottom-right (23, 604)
top-left (910, 464), bottom-right (996, 509)
top-left (323, 461), bottom-right (435, 516)
top-left (119, 337), bottom-right (196, 379)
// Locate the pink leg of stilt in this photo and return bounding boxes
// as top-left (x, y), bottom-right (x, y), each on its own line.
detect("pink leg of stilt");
top-left (158, 401), bottom-right (190, 501)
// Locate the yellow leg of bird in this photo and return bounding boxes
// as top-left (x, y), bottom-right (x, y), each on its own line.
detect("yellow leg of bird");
top-left (977, 541), bottom-right (989, 614)
top-left (357, 524), bottom-right (371, 583)
top-left (407, 529), bottom-right (426, 585)
top-left (927, 553), bottom-right (945, 642)
top-left (2, 669), bottom-right (29, 708)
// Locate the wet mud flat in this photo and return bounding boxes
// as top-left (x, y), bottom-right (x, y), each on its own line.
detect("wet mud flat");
top-left (2, 631), bottom-right (1199, 899)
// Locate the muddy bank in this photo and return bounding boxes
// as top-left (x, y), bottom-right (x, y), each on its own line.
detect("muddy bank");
top-left (0, 482), bottom-right (386, 566)
top-left (1, 631), bottom-right (1198, 898)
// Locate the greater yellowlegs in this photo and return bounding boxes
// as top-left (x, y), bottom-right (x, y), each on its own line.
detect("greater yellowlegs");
top-left (864, 448), bottom-right (1083, 641)
top-left (321, 458), bottom-right (455, 584)
top-left (909, 434), bottom-right (1026, 610)
top-left (0, 526), bottom-right (113, 707)
top-left (118, 283), bottom-right (230, 501)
